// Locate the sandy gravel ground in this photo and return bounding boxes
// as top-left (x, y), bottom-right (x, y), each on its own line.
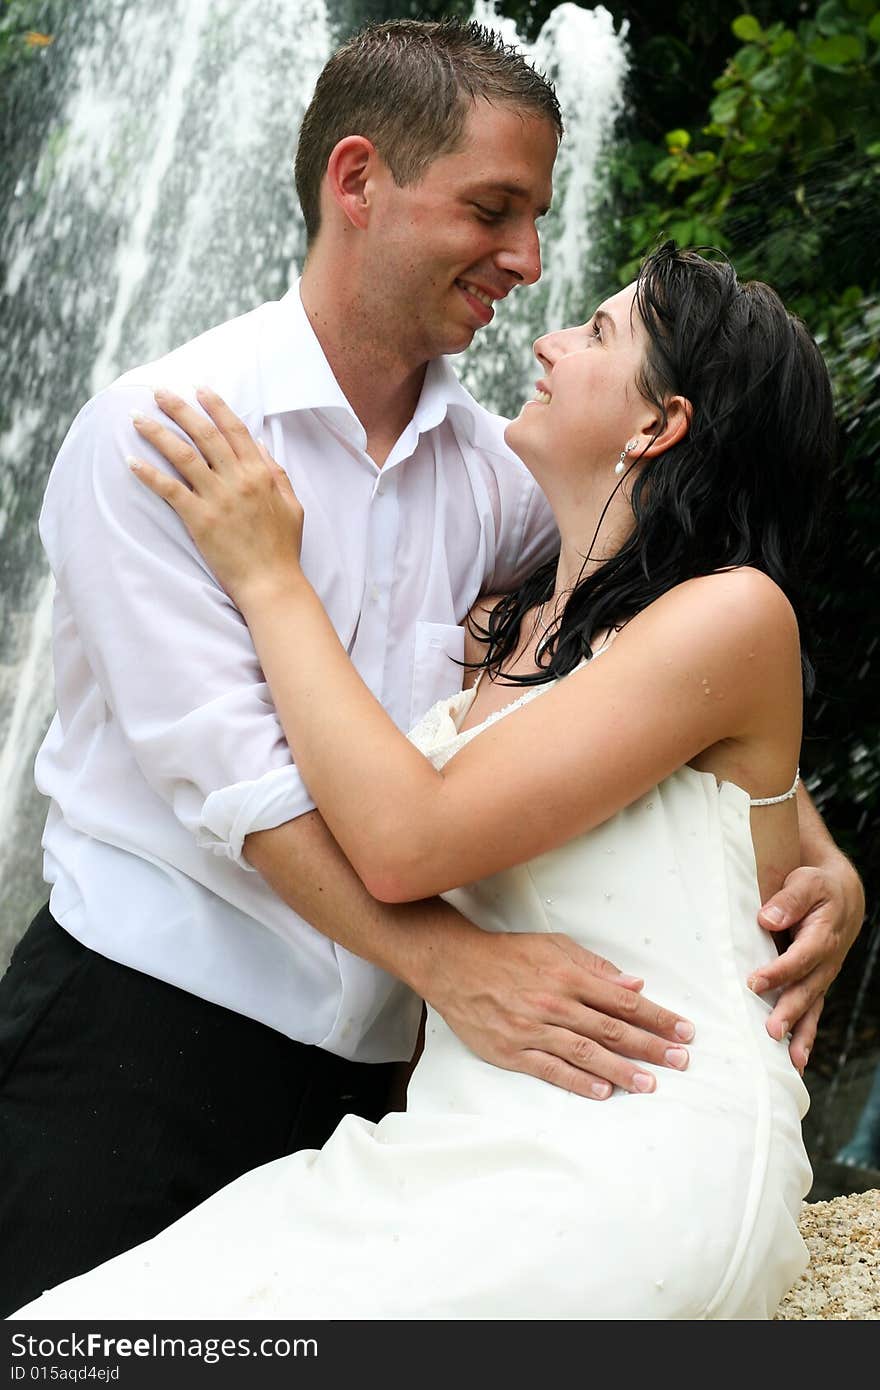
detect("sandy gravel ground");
top-left (776, 1188), bottom-right (880, 1319)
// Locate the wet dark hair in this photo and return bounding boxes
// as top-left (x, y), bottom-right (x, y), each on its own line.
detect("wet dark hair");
top-left (472, 241), bottom-right (836, 694)
top-left (295, 18), bottom-right (562, 246)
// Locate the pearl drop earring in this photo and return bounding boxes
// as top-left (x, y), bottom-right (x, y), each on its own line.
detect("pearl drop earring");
top-left (615, 440), bottom-right (638, 476)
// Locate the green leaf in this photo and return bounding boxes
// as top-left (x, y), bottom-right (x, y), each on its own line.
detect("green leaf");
top-left (667, 219), bottom-right (695, 244)
top-left (710, 88), bottom-right (743, 124)
top-left (732, 15), bottom-right (764, 43)
top-left (802, 112), bottom-right (837, 152)
top-left (816, 0), bottom-right (849, 32)
top-left (734, 45), bottom-right (765, 76)
top-left (750, 64), bottom-right (786, 95)
top-left (670, 161), bottom-right (709, 184)
top-left (650, 155), bottom-right (679, 183)
top-left (866, 141), bottom-right (880, 157)
top-left (769, 31), bottom-right (797, 57)
top-left (808, 34), bottom-right (866, 66)
top-left (689, 220), bottom-right (725, 249)
top-left (665, 128), bottom-right (691, 150)
top-left (727, 153), bottom-right (776, 184)
top-left (868, 14), bottom-right (880, 42)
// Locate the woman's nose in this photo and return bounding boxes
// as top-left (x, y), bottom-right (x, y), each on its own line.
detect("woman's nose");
top-left (533, 326), bottom-right (572, 371)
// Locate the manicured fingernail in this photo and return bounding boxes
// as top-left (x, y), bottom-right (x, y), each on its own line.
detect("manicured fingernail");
top-left (674, 1020), bottom-right (695, 1042)
top-left (763, 906), bottom-right (786, 925)
top-left (748, 974), bottom-right (768, 994)
top-left (126, 456), bottom-right (143, 472)
top-left (633, 1072), bottom-right (655, 1093)
top-left (196, 384), bottom-right (213, 398)
top-left (617, 973), bottom-right (644, 989)
top-left (591, 1082), bottom-right (612, 1100)
top-left (130, 411), bottom-right (149, 426)
top-left (664, 1047), bottom-right (689, 1070)
top-left (803, 1047), bottom-right (810, 1068)
top-left (775, 1019), bottom-right (790, 1040)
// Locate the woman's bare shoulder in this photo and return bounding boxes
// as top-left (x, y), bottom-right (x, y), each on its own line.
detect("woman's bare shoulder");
top-left (621, 567), bottom-right (799, 659)
top-left (606, 567), bottom-right (802, 741)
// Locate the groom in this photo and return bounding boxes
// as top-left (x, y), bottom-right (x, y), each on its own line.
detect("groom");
top-left (0, 19), bottom-right (863, 1314)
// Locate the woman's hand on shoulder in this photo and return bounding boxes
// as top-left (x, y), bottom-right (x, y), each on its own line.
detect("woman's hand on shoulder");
top-left (128, 387), bottom-right (305, 610)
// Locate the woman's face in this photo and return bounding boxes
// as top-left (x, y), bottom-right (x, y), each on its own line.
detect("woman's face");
top-left (505, 283), bottom-right (654, 482)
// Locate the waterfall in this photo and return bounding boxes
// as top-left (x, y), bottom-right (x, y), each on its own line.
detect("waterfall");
top-left (462, 3), bottom-right (628, 414)
top-left (0, 1), bottom-right (628, 958)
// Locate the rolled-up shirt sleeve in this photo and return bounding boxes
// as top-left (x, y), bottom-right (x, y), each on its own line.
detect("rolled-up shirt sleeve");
top-left (41, 383), bottom-right (316, 866)
top-left (198, 764), bottom-right (314, 864)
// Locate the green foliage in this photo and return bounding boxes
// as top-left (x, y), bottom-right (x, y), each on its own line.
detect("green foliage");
top-left (0, 0), bottom-right (53, 70)
top-left (0, 2), bottom-right (65, 211)
top-left (616, 1), bottom-right (880, 298)
top-left (607, 1), bottom-right (880, 479)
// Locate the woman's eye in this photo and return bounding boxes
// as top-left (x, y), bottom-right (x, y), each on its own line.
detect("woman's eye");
top-left (589, 319), bottom-right (602, 340)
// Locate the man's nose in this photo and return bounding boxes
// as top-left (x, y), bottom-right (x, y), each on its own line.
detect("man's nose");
top-left (497, 219), bottom-right (542, 288)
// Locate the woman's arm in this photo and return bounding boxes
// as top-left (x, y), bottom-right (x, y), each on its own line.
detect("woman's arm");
top-left (132, 388), bottom-right (867, 1070)
top-left (128, 389), bottom-right (796, 904)
top-left (240, 565), bottom-right (795, 901)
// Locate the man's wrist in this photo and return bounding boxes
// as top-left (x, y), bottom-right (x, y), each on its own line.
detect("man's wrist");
top-left (820, 849), bottom-right (865, 937)
top-left (390, 903), bottom-right (478, 1003)
top-left (841, 856), bottom-right (866, 935)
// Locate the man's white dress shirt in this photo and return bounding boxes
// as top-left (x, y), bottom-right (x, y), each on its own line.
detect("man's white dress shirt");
top-left (35, 283), bottom-right (558, 1062)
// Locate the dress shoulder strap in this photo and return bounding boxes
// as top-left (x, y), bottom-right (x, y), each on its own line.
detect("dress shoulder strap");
top-left (471, 667), bottom-right (489, 693)
top-left (749, 768), bottom-right (800, 807)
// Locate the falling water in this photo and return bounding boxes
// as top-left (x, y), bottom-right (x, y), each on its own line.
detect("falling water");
top-left (0, 1), bottom-right (629, 958)
top-left (462, 1), bottom-right (628, 413)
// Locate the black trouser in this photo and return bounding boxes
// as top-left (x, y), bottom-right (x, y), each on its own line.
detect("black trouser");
top-left (0, 905), bottom-right (394, 1317)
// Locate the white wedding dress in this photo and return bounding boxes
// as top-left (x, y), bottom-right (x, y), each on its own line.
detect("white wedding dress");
top-left (12, 673), bottom-right (812, 1321)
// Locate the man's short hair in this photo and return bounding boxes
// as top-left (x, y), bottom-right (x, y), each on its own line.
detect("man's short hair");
top-left (294, 18), bottom-right (563, 245)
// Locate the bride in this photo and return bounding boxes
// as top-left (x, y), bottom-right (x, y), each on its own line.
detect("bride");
top-left (13, 244), bottom-right (834, 1320)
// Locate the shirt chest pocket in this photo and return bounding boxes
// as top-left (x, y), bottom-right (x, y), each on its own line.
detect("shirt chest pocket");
top-left (410, 622), bottom-right (465, 729)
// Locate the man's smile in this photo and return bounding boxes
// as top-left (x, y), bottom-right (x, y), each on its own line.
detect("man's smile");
top-left (454, 279), bottom-right (497, 325)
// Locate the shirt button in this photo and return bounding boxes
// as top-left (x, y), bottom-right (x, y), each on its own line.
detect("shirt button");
top-left (371, 585), bottom-right (380, 602)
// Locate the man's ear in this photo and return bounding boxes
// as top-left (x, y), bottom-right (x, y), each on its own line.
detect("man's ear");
top-left (324, 136), bottom-right (379, 232)
top-left (639, 395), bottom-right (693, 459)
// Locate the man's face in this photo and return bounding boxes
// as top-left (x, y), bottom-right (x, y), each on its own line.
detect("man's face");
top-left (365, 99), bottom-right (558, 363)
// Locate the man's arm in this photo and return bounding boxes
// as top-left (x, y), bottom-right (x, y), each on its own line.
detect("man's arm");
top-left (245, 813), bottom-right (696, 1100)
top-left (98, 387), bottom-right (696, 1097)
top-left (750, 782), bottom-right (865, 1073)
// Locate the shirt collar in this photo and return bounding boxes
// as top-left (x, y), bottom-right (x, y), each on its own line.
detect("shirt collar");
top-left (256, 279), bottom-right (499, 453)
top-left (255, 280), bottom-right (357, 420)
